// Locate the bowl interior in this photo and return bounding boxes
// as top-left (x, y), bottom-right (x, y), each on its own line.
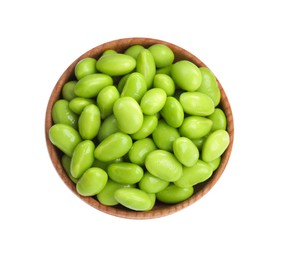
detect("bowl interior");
top-left (45, 37), bottom-right (234, 219)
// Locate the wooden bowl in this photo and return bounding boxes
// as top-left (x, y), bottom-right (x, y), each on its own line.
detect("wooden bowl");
top-left (45, 37), bottom-right (234, 219)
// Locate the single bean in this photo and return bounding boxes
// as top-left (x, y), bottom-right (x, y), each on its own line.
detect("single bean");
top-left (94, 132), bottom-right (132, 162)
top-left (124, 44), bottom-right (145, 59)
top-left (49, 123), bottom-right (82, 157)
top-left (207, 156), bottom-right (221, 171)
top-left (139, 172), bottom-right (169, 193)
top-left (70, 140), bottom-right (95, 179)
top-left (69, 97), bottom-right (95, 114)
top-left (76, 167), bottom-right (108, 196)
top-left (145, 149), bottom-right (183, 182)
top-left (207, 108), bottom-right (227, 131)
top-left (97, 114), bottom-right (119, 142)
top-left (61, 154), bottom-right (78, 183)
top-left (62, 81), bottom-right (77, 101)
top-left (153, 73), bottom-right (175, 96)
top-left (148, 44), bottom-right (174, 68)
top-left (131, 114), bottom-right (158, 140)
top-left (140, 88), bottom-right (167, 115)
top-left (202, 129), bottom-right (230, 162)
top-left (74, 57), bottom-right (97, 80)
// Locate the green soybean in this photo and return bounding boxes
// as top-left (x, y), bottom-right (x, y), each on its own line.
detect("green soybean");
top-left (94, 132), bottom-right (132, 162)
top-left (174, 160), bottom-right (213, 187)
top-left (156, 184), bottom-right (194, 204)
top-left (207, 156), bottom-right (221, 171)
top-left (140, 88), bottom-right (167, 115)
top-left (74, 73), bottom-right (113, 98)
top-left (202, 129), bottom-right (230, 162)
top-left (76, 167), bottom-right (108, 196)
top-left (62, 81), bottom-right (77, 101)
top-left (131, 114), bottom-right (158, 140)
top-left (96, 53), bottom-right (136, 76)
top-left (49, 124), bottom-right (82, 157)
top-left (160, 96), bottom-right (184, 128)
top-left (113, 97), bottom-right (143, 134)
top-left (69, 97), bottom-right (95, 114)
top-left (78, 104), bottom-right (101, 140)
top-left (124, 44), bottom-right (145, 59)
top-left (52, 99), bottom-right (78, 129)
top-left (148, 44), bottom-right (174, 68)
top-left (74, 57), bottom-right (97, 80)
top-left (179, 92), bottom-right (215, 116)
top-left (173, 137), bottom-right (199, 167)
top-left (153, 73), bottom-right (175, 96)
top-left (114, 188), bottom-right (153, 211)
top-left (179, 116), bottom-right (213, 139)
top-left (97, 114), bottom-right (119, 142)
top-left (61, 154), bottom-right (78, 183)
top-left (108, 162), bottom-right (144, 184)
top-left (97, 85), bottom-right (120, 119)
top-left (171, 60), bottom-right (202, 91)
top-left (139, 172), bottom-right (169, 193)
top-left (145, 149), bottom-right (183, 182)
top-left (207, 108), bottom-right (227, 131)
top-left (70, 140), bottom-right (95, 179)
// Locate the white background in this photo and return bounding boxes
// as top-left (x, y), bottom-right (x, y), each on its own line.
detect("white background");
top-left (1, 0), bottom-right (283, 259)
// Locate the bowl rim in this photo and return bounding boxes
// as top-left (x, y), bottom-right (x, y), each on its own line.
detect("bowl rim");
top-left (45, 37), bottom-right (234, 219)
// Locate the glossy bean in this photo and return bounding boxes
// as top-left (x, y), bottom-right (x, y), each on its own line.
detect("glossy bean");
top-left (179, 92), bottom-right (215, 116)
top-left (179, 116), bottom-right (213, 139)
top-left (153, 73), bottom-right (175, 96)
top-left (70, 140), bottom-right (95, 179)
top-left (96, 53), bottom-right (136, 76)
top-left (128, 138), bottom-right (157, 166)
top-left (62, 81), bottom-right (77, 101)
top-left (207, 108), bottom-right (227, 131)
top-left (114, 188), bottom-right (153, 211)
top-left (74, 57), bottom-right (97, 80)
top-left (148, 44), bottom-right (174, 68)
top-left (174, 160), bottom-right (213, 187)
top-left (74, 73), bottom-right (113, 98)
top-left (131, 114), bottom-right (158, 140)
top-left (61, 154), bottom-right (78, 183)
top-left (78, 104), bottom-right (101, 140)
top-left (52, 99), bottom-right (78, 128)
top-left (145, 149), bottom-right (183, 182)
top-left (173, 137), bottom-right (199, 167)
top-left (171, 60), bottom-right (202, 91)
top-left (139, 172), bottom-right (169, 193)
top-left (97, 85), bottom-right (120, 119)
top-left (94, 132), bottom-right (132, 162)
top-left (76, 167), bottom-right (108, 196)
top-left (198, 67), bottom-right (220, 106)
top-left (97, 114), bottom-right (119, 142)
top-left (136, 49), bottom-right (156, 88)
top-left (124, 44), bottom-right (145, 59)
top-left (156, 184), bottom-right (194, 204)
top-left (69, 97), bottom-right (95, 114)
top-left (108, 162), bottom-right (144, 184)
top-left (207, 156), bottom-right (221, 171)
top-left (160, 96), bottom-right (184, 128)
top-left (113, 97), bottom-right (143, 134)
top-left (49, 124), bottom-right (82, 157)
top-left (202, 129), bottom-right (230, 162)
top-left (140, 88), bottom-right (167, 115)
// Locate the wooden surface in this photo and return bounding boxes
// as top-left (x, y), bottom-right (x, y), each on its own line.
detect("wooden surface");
top-left (45, 37), bottom-right (234, 219)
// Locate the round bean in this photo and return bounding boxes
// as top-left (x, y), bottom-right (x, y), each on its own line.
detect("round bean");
top-left (131, 114), bottom-right (158, 140)
top-left (74, 57), bottom-right (97, 80)
top-left (140, 88), bottom-right (167, 115)
top-left (207, 108), bottom-right (227, 131)
top-left (148, 44), bottom-right (174, 68)
top-left (62, 81), bottom-right (77, 101)
top-left (153, 73), bottom-right (175, 96)
top-left (124, 44), bottom-right (145, 59)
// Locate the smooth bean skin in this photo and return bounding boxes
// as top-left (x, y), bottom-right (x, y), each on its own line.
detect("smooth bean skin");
top-left (113, 97), bottom-right (143, 134)
top-left (152, 120), bottom-right (180, 151)
top-left (136, 49), bottom-right (156, 88)
top-left (131, 115), bottom-right (158, 140)
top-left (139, 172), bottom-right (169, 193)
top-left (173, 137), bottom-right (199, 167)
top-left (69, 97), bottom-right (95, 114)
top-left (62, 81), bottom-right (77, 101)
top-left (52, 99), bottom-right (78, 129)
top-left (179, 116), bottom-right (213, 139)
top-left (74, 73), bottom-right (113, 98)
top-left (70, 140), bottom-right (95, 179)
top-left (148, 44), bottom-right (174, 68)
top-left (156, 65), bottom-right (172, 75)
top-left (156, 184), bottom-right (194, 204)
top-left (207, 156), bottom-right (221, 171)
top-left (97, 114), bottom-right (119, 141)
top-left (108, 162), bottom-right (144, 184)
top-left (179, 92), bottom-right (215, 116)
top-left (93, 157), bottom-right (124, 172)
top-left (153, 73), bottom-right (175, 96)
top-left (124, 44), bottom-right (145, 59)
top-left (61, 154), bottom-right (78, 183)
top-left (160, 96), bottom-right (184, 128)
top-left (145, 149), bottom-right (183, 182)
top-left (76, 167), bottom-right (108, 196)
top-left (49, 124), bottom-right (82, 157)
top-left (128, 138), bottom-right (157, 166)
top-left (175, 160), bottom-right (213, 187)
top-left (207, 108), bottom-right (227, 131)
top-left (94, 132), bottom-right (132, 162)
top-left (114, 188), bottom-right (153, 211)
top-left (202, 129), bottom-right (230, 162)
top-left (121, 72), bottom-right (147, 102)
top-left (97, 179), bottom-right (134, 206)
top-left (74, 57), bottom-right (97, 80)
top-left (78, 104), bottom-right (101, 140)
top-left (198, 67), bottom-right (220, 106)
top-left (97, 85), bottom-right (120, 119)
top-left (140, 88), bottom-right (167, 115)
top-left (171, 60), bottom-right (202, 91)
top-left (96, 53), bottom-right (136, 76)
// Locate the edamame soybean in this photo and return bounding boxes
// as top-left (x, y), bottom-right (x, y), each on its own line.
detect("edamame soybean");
top-left (140, 88), bottom-right (167, 115)
top-left (74, 57), bottom-right (97, 80)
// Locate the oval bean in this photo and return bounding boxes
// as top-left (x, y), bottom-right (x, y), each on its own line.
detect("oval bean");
top-left (207, 108), bottom-right (227, 131)
top-left (62, 81), bottom-right (77, 101)
top-left (139, 172), bottom-right (169, 193)
top-left (148, 44), bottom-right (174, 68)
top-left (74, 57), bottom-right (97, 80)
top-left (153, 73), bottom-right (175, 96)
top-left (131, 114), bottom-right (158, 140)
top-left (69, 97), bottom-right (95, 114)
top-left (140, 88), bottom-right (167, 115)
